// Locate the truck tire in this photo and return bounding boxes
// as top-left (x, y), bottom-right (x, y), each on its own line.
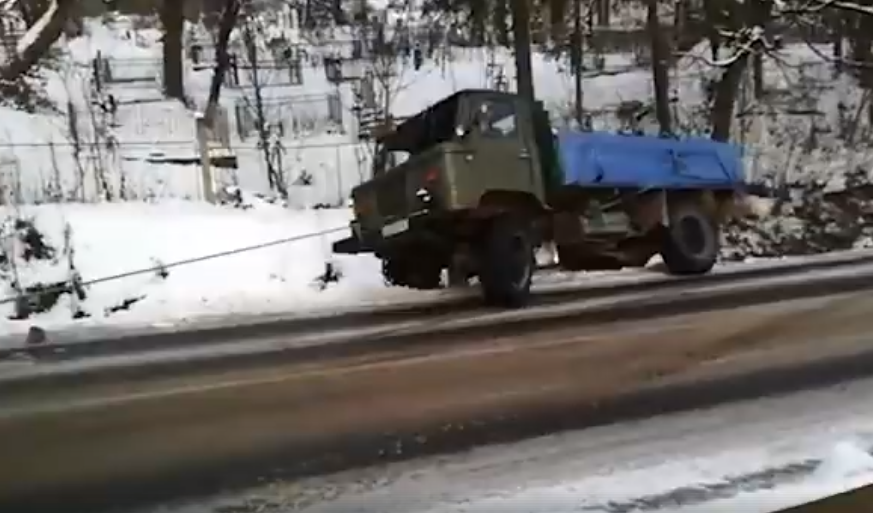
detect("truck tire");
top-left (382, 257), bottom-right (443, 290)
top-left (478, 216), bottom-right (535, 308)
top-left (660, 203), bottom-right (719, 275)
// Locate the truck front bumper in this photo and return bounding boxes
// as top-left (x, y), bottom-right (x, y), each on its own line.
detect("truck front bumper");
top-left (332, 214), bottom-right (445, 256)
top-left (332, 235), bottom-right (370, 254)
top-left (332, 221), bottom-right (376, 254)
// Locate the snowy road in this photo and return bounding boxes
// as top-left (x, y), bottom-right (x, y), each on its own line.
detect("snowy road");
top-left (4, 246), bottom-right (873, 356)
top-left (156, 376), bottom-right (873, 513)
top-left (4, 250), bottom-right (873, 382)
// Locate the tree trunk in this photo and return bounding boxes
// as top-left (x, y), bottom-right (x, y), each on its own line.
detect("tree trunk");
top-left (0, 0), bottom-right (74, 82)
top-left (597, 0), bottom-right (610, 27)
top-left (646, 0), bottom-right (672, 134)
top-left (752, 52), bottom-right (763, 98)
top-left (510, 0), bottom-right (535, 101)
top-left (832, 11), bottom-right (844, 76)
top-left (847, 12), bottom-right (873, 126)
top-left (572, 0), bottom-right (583, 125)
top-left (710, 56), bottom-right (748, 141)
top-left (160, 0), bottom-right (185, 100)
top-left (205, 0), bottom-right (242, 125)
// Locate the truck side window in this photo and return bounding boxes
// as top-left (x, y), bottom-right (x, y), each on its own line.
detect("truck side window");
top-left (477, 101), bottom-right (517, 139)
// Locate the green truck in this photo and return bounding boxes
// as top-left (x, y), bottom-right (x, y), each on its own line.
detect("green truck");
top-left (333, 89), bottom-right (748, 307)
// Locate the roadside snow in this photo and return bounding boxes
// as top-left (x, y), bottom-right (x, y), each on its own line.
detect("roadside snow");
top-left (0, 198), bottom-right (389, 337)
top-left (668, 440), bottom-right (873, 512)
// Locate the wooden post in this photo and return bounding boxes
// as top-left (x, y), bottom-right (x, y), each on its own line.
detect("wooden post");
top-left (195, 114), bottom-right (216, 204)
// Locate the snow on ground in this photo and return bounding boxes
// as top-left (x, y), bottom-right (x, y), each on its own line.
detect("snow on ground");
top-left (0, 198), bottom-right (385, 337)
top-left (437, 438), bottom-right (873, 513)
top-left (669, 440), bottom-right (873, 512)
top-left (395, 422), bottom-right (873, 513)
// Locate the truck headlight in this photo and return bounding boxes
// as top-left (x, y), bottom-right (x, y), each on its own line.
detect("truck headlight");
top-left (415, 187), bottom-right (433, 205)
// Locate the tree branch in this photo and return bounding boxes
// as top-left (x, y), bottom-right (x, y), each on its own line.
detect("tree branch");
top-left (0, 0), bottom-right (75, 82)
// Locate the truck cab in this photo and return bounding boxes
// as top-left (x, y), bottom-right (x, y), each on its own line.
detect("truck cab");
top-left (335, 89), bottom-right (747, 308)
top-left (338, 89), bottom-right (550, 241)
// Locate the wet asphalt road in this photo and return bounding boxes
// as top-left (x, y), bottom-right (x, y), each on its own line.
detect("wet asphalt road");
top-left (151, 374), bottom-right (873, 513)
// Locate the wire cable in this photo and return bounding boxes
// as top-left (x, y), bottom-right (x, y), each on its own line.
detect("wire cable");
top-left (0, 225), bottom-right (349, 307)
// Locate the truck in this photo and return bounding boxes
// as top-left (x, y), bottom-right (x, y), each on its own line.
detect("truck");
top-left (333, 89), bottom-right (747, 308)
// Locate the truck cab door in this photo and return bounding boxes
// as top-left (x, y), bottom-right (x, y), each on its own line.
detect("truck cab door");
top-left (460, 98), bottom-right (544, 203)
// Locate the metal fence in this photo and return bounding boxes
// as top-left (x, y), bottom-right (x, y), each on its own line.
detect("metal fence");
top-left (0, 136), bottom-right (371, 205)
top-left (233, 92), bottom-right (343, 139)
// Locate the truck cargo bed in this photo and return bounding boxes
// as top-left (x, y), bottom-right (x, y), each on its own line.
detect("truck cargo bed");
top-left (555, 131), bottom-right (744, 189)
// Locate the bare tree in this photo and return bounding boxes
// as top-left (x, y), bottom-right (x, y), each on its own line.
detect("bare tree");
top-left (240, 19), bottom-right (288, 197)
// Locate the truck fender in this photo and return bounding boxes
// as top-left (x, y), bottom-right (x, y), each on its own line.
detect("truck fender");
top-left (628, 189), bottom-right (740, 234)
top-left (477, 190), bottom-right (546, 218)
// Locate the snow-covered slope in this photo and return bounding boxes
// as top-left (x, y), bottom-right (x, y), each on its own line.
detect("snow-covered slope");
top-left (6, 14), bottom-right (873, 204)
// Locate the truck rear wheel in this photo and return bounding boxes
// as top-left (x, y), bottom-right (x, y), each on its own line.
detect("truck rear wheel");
top-left (660, 203), bottom-right (719, 275)
top-left (478, 216), bottom-right (535, 308)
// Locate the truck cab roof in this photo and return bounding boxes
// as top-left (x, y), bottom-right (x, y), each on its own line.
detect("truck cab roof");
top-left (376, 89), bottom-right (523, 153)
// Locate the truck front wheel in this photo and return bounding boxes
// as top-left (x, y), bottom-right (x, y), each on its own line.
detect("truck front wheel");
top-left (478, 216), bottom-right (535, 308)
top-left (660, 203), bottom-right (719, 275)
top-left (382, 256), bottom-right (443, 290)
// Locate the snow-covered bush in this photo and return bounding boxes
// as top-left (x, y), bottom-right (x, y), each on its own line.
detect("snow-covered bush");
top-left (0, 216), bottom-right (87, 320)
top-left (722, 168), bottom-right (873, 261)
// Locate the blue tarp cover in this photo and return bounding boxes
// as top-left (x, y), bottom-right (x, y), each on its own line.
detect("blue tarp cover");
top-left (555, 131), bottom-right (745, 189)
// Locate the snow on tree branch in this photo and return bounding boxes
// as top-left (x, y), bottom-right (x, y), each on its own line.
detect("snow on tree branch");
top-left (685, 26), bottom-right (772, 69)
top-left (781, 0), bottom-right (873, 17)
top-left (0, 0), bottom-right (75, 82)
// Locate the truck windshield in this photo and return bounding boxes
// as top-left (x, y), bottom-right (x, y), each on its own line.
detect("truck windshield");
top-left (377, 95), bottom-right (460, 156)
top-left (372, 148), bottom-right (411, 176)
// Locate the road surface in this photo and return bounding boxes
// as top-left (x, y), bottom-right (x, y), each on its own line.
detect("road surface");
top-left (152, 375), bottom-right (873, 513)
top-left (5, 289), bottom-right (873, 512)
